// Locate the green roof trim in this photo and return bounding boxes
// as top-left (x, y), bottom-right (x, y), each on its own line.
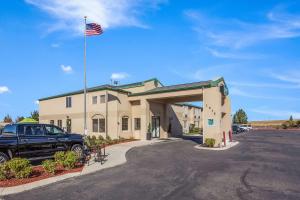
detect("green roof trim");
top-left (116, 78), bottom-right (164, 89)
top-left (39, 77), bottom-right (228, 101)
top-left (129, 77), bottom-right (228, 97)
top-left (39, 86), bottom-right (130, 101)
top-left (174, 103), bottom-right (202, 109)
top-left (210, 77), bottom-right (229, 95)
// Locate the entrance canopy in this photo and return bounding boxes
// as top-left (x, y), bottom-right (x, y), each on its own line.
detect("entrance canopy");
top-left (129, 77), bottom-right (231, 147)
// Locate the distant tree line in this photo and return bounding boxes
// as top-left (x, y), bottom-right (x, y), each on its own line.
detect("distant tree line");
top-left (2, 110), bottom-right (39, 124)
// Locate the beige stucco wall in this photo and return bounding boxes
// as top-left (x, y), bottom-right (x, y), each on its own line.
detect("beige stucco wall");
top-left (39, 79), bottom-right (230, 144)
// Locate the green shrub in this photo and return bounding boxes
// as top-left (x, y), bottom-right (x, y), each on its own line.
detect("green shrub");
top-left (113, 139), bottom-right (119, 144)
top-left (62, 151), bottom-right (78, 169)
top-left (7, 158), bottom-right (32, 179)
top-left (54, 151), bottom-right (65, 165)
top-left (0, 163), bottom-right (10, 180)
top-left (105, 135), bottom-right (113, 144)
top-left (91, 135), bottom-right (97, 141)
top-left (296, 120), bottom-right (300, 128)
top-left (205, 138), bottom-right (216, 147)
top-left (281, 123), bottom-right (288, 129)
top-left (42, 160), bottom-right (56, 175)
top-left (98, 135), bottom-right (104, 141)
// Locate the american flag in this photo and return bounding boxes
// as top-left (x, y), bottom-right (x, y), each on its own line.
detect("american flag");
top-left (85, 23), bottom-right (103, 36)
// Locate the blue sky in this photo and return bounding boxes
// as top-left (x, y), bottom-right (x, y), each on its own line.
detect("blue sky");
top-left (1, 0), bottom-right (300, 121)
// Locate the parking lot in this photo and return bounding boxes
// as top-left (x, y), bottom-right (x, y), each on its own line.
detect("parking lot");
top-left (4, 130), bottom-right (300, 200)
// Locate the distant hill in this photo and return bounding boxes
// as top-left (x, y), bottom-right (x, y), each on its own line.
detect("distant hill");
top-left (250, 119), bottom-right (299, 127)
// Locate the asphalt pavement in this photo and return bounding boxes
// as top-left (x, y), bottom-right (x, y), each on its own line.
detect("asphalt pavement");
top-left (4, 130), bottom-right (300, 200)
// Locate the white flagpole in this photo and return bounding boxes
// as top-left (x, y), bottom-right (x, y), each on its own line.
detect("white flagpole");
top-left (84, 16), bottom-right (87, 136)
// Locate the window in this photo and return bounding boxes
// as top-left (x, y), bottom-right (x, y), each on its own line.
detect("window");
top-left (208, 119), bottom-right (214, 126)
top-left (92, 118), bottom-right (105, 133)
top-left (92, 119), bottom-right (98, 132)
top-left (99, 118), bottom-right (105, 132)
top-left (45, 125), bottom-right (64, 135)
top-left (2, 125), bottom-right (17, 136)
top-left (134, 118), bottom-right (141, 130)
top-left (23, 125), bottom-right (44, 136)
top-left (100, 95), bottom-right (106, 103)
top-left (66, 97), bottom-right (72, 108)
top-left (122, 117), bottom-right (129, 131)
top-left (57, 120), bottom-right (62, 128)
top-left (92, 96), bottom-right (97, 104)
top-left (50, 120), bottom-right (54, 125)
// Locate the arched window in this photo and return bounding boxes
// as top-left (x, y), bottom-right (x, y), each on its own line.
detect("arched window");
top-left (92, 114), bottom-right (105, 133)
top-left (122, 116), bottom-right (129, 131)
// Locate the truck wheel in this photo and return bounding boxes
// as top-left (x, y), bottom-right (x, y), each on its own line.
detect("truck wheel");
top-left (71, 144), bottom-right (84, 159)
top-left (0, 152), bottom-right (9, 164)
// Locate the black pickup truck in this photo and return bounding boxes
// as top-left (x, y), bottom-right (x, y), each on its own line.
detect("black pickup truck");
top-left (0, 123), bottom-right (84, 163)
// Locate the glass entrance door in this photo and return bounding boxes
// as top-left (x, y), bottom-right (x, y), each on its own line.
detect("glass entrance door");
top-left (151, 116), bottom-right (160, 138)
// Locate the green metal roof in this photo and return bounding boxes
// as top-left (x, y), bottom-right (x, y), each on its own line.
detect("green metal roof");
top-left (39, 78), bottom-right (162, 101)
top-left (39, 85), bottom-right (130, 101)
top-left (115, 78), bottom-right (164, 89)
top-left (39, 77), bottom-right (228, 101)
top-left (174, 103), bottom-right (202, 109)
top-left (129, 77), bottom-right (228, 97)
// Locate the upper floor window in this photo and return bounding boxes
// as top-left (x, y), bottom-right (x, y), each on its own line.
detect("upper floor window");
top-left (122, 116), bottom-right (129, 131)
top-left (50, 120), bottom-right (54, 125)
top-left (92, 96), bottom-right (97, 104)
top-left (66, 96), bottom-right (72, 108)
top-left (100, 95), bottom-right (106, 103)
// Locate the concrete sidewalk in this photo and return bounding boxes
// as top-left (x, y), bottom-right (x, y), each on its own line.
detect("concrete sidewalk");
top-left (0, 139), bottom-right (173, 196)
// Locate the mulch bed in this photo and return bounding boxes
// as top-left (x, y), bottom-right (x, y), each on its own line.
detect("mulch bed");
top-left (90, 139), bottom-right (139, 152)
top-left (0, 140), bottom-right (138, 188)
top-left (0, 164), bottom-right (83, 188)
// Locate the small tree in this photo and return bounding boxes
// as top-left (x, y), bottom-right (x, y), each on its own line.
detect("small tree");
top-left (288, 115), bottom-right (295, 127)
top-left (15, 116), bottom-right (25, 123)
top-left (30, 110), bottom-right (39, 122)
top-left (233, 109), bottom-right (248, 124)
top-left (3, 114), bottom-right (13, 123)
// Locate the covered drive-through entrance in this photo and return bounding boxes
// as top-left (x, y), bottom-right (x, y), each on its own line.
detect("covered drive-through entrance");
top-left (128, 77), bottom-right (231, 147)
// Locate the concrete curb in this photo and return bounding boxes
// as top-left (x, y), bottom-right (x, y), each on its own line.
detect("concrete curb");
top-left (194, 141), bottom-right (239, 151)
top-left (0, 139), bottom-right (168, 196)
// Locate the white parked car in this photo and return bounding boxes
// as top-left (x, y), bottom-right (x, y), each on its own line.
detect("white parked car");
top-left (240, 124), bottom-right (252, 131)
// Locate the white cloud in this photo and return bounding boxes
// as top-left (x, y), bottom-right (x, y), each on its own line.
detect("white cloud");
top-left (228, 81), bottom-right (300, 89)
top-left (61, 65), bottom-right (73, 73)
top-left (25, 0), bottom-right (167, 34)
top-left (51, 43), bottom-right (60, 48)
top-left (34, 100), bottom-right (39, 105)
top-left (270, 70), bottom-right (300, 85)
top-left (206, 48), bottom-right (263, 59)
top-left (0, 86), bottom-right (10, 94)
top-left (111, 72), bottom-right (129, 80)
top-left (185, 7), bottom-right (300, 49)
top-left (251, 108), bottom-right (300, 119)
top-left (230, 87), bottom-right (300, 101)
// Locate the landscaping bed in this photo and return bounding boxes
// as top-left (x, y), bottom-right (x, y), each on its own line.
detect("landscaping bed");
top-left (85, 135), bottom-right (138, 151)
top-left (0, 151), bottom-right (83, 188)
top-left (0, 164), bottom-right (83, 187)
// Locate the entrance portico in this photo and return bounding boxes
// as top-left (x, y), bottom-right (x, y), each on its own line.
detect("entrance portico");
top-left (129, 77), bottom-right (231, 147)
